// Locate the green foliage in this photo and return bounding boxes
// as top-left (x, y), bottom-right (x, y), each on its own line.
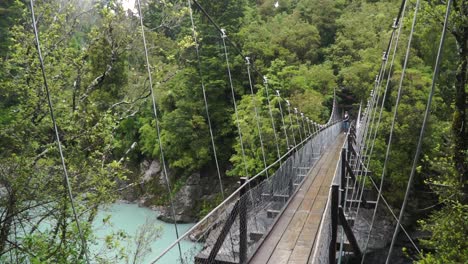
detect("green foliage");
top-left (240, 13), bottom-right (321, 64)
top-left (0, 0), bottom-right (466, 262)
top-left (0, 0), bottom-right (24, 60)
top-left (417, 202), bottom-right (468, 264)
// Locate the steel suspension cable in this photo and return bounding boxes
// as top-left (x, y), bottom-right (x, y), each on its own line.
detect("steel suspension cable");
top-left (276, 91), bottom-right (291, 150)
top-left (28, 1), bottom-right (90, 263)
top-left (306, 117), bottom-right (312, 136)
top-left (343, 0), bottom-right (421, 257)
top-left (356, 75), bottom-right (380, 164)
top-left (294, 108), bottom-right (304, 143)
top-left (348, 58), bottom-right (390, 214)
top-left (136, 0), bottom-right (182, 259)
top-left (351, 86), bottom-right (377, 184)
top-left (220, 30), bottom-right (250, 178)
top-left (359, 75), bottom-right (381, 148)
top-left (286, 100), bottom-right (298, 146)
top-left (192, 0), bottom-right (334, 151)
top-left (356, 100), bottom-right (371, 149)
top-left (367, 174), bottom-right (421, 253)
top-left (301, 113), bottom-right (308, 137)
top-left (355, 0), bottom-right (407, 170)
top-left (351, 28), bottom-right (399, 216)
top-left (356, 90), bottom-right (373, 151)
top-left (187, 0), bottom-right (224, 199)
top-left (359, 11), bottom-right (408, 250)
top-left (386, 0), bottom-right (451, 261)
top-left (263, 77), bottom-right (281, 159)
top-left (245, 57), bottom-right (269, 176)
top-left (361, 0), bottom-right (420, 260)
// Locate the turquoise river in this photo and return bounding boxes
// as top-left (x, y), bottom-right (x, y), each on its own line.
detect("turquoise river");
top-left (93, 202), bottom-right (197, 264)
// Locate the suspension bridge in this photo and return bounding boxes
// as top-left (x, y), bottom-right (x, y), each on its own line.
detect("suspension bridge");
top-left (26, 0), bottom-right (453, 262)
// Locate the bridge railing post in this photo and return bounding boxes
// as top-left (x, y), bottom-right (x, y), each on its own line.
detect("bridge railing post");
top-left (340, 148), bottom-right (346, 207)
top-left (239, 177), bottom-right (248, 264)
top-left (347, 135), bottom-right (353, 162)
top-left (330, 184), bottom-right (339, 264)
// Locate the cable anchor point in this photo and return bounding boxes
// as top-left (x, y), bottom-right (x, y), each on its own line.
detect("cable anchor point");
top-left (392, 18), bottom-right (398, 29)
top-left (220, 28), bottom-right (227, 39)
top-left (382, 51), bottom-right (388, 61)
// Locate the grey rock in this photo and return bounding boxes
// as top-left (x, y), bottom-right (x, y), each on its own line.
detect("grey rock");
top-left (0, 186), bottom-right (8, 198)
top-left (186, 172), bottom-right (200, 185)
top-left (158, 173), bottom-right (202, 223)
top-left (353, 208), bottom-right (396, 249)
top-left (141, 160), bottom-right (163, 184)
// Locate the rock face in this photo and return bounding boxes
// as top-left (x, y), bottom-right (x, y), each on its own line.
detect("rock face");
top-left (158, 172), bottom-right (202, 223)
top-left (348, 208), bottom-right (414, 264)
top-left (122, 159), bottom-right (224, 224)
top-left (141, 160), bottom-right (164, 185)
top-left (353, 208), bottom-right (396, 249)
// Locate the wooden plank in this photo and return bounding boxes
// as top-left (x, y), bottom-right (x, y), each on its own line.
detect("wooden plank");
top-left (267, 249), bottom-right (292, 264)
top-left (276, 212), bottom-right (309, 250)
top-left (277, 164), bottom-right (335, 251)
top-left (289, 245), bottom-right (312, 263)
top-left (250, 135), bottom-right (346, 264)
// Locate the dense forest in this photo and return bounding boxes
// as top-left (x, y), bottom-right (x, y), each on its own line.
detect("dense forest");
top-left (0, 0), bottom-right (466, 263)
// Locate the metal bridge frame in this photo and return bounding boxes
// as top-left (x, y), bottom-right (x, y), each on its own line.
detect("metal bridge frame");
top-left (329, 126), bottom-right (369, 263)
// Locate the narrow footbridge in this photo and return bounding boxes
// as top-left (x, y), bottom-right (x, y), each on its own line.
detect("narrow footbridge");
top-left (250, 134), bottom-right (345, 264)
top-left (153, 121), bottom-right (367, 264)
top-left (24, 0), bottom-right (448, 262)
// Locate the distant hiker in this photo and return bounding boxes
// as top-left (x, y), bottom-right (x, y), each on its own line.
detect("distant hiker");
top-left (343, 111), bottom-right (349, 133)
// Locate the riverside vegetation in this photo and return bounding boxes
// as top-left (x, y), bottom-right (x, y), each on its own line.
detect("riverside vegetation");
top-left (0, 0), bottom-right (466, 263)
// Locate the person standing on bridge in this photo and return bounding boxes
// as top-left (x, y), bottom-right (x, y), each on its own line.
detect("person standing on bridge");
top-left (343, 111), bottom-right (350, 133)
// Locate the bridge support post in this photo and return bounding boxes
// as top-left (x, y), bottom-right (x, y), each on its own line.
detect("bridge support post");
top-left (340, 148), bottom-right (346, 207)
top-left (239, 177), bottom-right (248, 264)
top-left (206, 201), bottom-right (240, 262)
top-left (339, 206), bottom-right (361, 259)
top-left (347, 135), bottom-right (353, 161)
top-left (330, 184), bottom-right (339, 264)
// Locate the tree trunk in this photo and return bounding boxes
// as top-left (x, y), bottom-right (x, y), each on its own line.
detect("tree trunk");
top-left (0, 186), bottom-right (15, 254)
top-left (0, 209), bottom-right (14, 254)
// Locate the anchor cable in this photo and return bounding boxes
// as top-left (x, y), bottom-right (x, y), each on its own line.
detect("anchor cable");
top-left (29, 0), bottom-right (90, 262)
top-left (386, 0), bottom-right (451, 261)
top-left (136, 0), bottom-right (183, 258)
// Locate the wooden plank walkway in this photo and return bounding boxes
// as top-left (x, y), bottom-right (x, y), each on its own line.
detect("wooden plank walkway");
top-left (250, 135), bottom-right (345, 264)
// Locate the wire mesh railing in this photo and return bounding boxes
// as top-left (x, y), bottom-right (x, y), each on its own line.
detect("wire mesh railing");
top-left (151, 121), bottom-right (342, 264)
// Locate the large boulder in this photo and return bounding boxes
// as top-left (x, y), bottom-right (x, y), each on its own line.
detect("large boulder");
top-left (120, 160), bottom-right (164, 202)
top-left (141, 160), bottom-right (163, 185)
top-left (158, 173), bottom-right (202, 223)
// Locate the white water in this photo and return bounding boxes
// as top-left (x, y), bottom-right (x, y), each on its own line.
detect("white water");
top-left (93, 202), bottom-right (198, 264)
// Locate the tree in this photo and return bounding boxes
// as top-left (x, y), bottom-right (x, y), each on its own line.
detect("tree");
top-left (0, 1), bottom-right (140, 261)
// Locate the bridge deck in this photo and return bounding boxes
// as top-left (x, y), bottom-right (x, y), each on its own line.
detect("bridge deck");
top-left (250, 135), bottom-right (345, 264)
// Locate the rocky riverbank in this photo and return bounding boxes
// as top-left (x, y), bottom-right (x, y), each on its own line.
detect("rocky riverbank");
top-left (120, 159), bottom-right (232, 224)
top-left (345, 207), bottom-right (421, 263)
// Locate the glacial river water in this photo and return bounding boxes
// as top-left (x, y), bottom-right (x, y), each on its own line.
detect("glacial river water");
top-left (93, 202), bottom-right (197, 264)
